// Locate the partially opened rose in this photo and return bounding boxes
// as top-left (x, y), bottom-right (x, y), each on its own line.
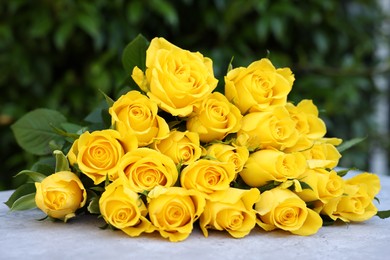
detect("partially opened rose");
top-left (132, 37), bottom-right (218, 117)
top-left (35, 171), bottom-right (87, 221)
top-left (240, 148), bottom-right (307, 187)
top-left (237, 106), bottom-right (298, 151)
top-left (255, 188), bottom-right (323, 236)
top-left (321, 173), bottom-right (380, 222)
top-left (200, 187), bottom-right (260, 238)
top-left (180, 159), bottom-right (236, 197)
top-left (147, 186), bottom-right (206, 242)
top-left (99, 178), bottom-right (154, 237)
top-left (186, 92), bottom-right (242, 143)
top-left (205, 143), bottom-right (249, 173)
top-left (225, 58), bottom-right (294, 115)
top-left (67, 129), bottom-right (137, 184)
top-left (302, 140), bottom-right (342, 169)
top-left (152, 130), bottom-right (202, 165)
top-left (118, 147), bottom-right (178, 193)
top-left (109, 90), bottom-right (170, 146)
top-left (284, 100), bottom-right (327, 152)
top-left (296, 169), bottom-right (345, 205)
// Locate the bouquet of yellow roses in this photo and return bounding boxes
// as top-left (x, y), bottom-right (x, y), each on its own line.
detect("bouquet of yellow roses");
top-left (6, 35), bottom-right (388, 242)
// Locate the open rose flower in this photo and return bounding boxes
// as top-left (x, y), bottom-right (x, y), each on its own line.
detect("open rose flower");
top-left (200, 187), bottom-right (260, 238)
top-left (240, 148), bottom-right (307, 187)
top-left (225, 58), bottom-right (294, 115)
top-left (205, 143), bottom-right (249, 173)
top-left (152, 130), bottom-right (202, 165)
top-left (117, 147), bottom-right (178, 193)
top-left (67, 129), bottom-right (137, 184)
top-left (237, 106), bottom-right (299, 151)
top-left (109, 90), bottom-right (170, 146)
top-left (321, 173), bottom-right (380, 222)
top-left (147, 186), bottom-right (206, 242)
top-left (35, 171), bottom-right (87, 221)
top-left (186, 92), bottom-right (242, 143)
top-left (180, 159), bottom-right (236, 197)
top-left (132, 37), bottom-right (218, 117)
top-left (255, 188), bottom-right (323, 236)
top-left (99, 178), bottom-right (154, 237)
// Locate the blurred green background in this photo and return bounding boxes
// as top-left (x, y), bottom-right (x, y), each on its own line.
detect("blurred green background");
top-left (1, 0), bottom-right (389, 190)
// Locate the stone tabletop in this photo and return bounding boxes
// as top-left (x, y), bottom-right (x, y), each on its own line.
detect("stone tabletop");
top-left (1, 173), bottom-right (390, 260)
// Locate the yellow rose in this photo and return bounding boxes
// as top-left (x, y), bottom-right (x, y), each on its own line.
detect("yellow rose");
top-left (99, 178), bottom-right (154, 237)
top-left (255, 188), bottom-right (323, 236)
top-left (240, 148), bottom-right (307, 187)
top-left (180, 159), bottom-right (236, 197)
top-left (132, 37), bottom-right (218, 117)
top-left (302, 140), bottom-right (342, 169)
top-left (186, 92), bottom-right (242, 143)
top-left (147, 186), bottom-right (206, 242)
top-left (152, 130), bottom-right (202, 165)
top-left (237, 106), bottom-right (298, 151)
top-left (296, 169), bottom-right (345, 204)
top-left (205, 143), bottom-right (249, 173)
top-left (35, 171), bottom-right (86, 221)
top-left (321, 173), bottom-right (380, 222)
top-left (225, 58), bottom-right (294, 114)
top-left (200, 187), bottom-right (260, 238)
top-left (109, 90), bottom-right (170, 146)
top-left (67, 129), bottom-right (137, 184)
top-left (284, 100), bottom-right (327, 152)
top-left (118, 148), bottom-right (178, 193)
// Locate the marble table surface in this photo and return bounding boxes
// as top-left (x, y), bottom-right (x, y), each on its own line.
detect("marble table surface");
top-left (1, 173), bottom-right (390, 260)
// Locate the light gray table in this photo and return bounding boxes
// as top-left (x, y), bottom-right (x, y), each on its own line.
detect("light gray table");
top-left (1, 173), bottom-right (390, 260)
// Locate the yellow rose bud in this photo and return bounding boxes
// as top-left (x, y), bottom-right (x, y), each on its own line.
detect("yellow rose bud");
top-left (35, 171), bottom-right (86, 221)
top-left (118, 148), bottom-right (178, 193)
top-left (296, 169), bottom-right (345, 204)
top-left (200, 187), bottom-right (260, 238)
top-left (109, 90), bottom-right (170, 146)
top-left (205, 143), bottom-right (249, 173)
top-left (237, 106), bottom-right (299, 151)
top-left (147, 186), bottom-right (206, 242)
top-left (67, 129), bottom-right (137, 184)
top-left (132, 37), bottom-right (218, 117)
top-left (255, 188), bottom-right (323, 236)
top-left (321, 173), bottom-right (380, 222)
top-left (186, 92), bottom-right (242, 143)
top-left (225, 58), bottom-right (294, 114)
top-left (240, 148), bottom-right (307, 187)
top-left (180, 159), bottom-right (236, 197)
top-left (302, 140), bottom-right (342, 169)
top-left (152, 130), bottom-right (202, 165)
top-left (99, 178), bottom-right (154, 237)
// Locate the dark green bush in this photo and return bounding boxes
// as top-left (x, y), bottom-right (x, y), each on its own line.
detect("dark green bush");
top-left (1, 0), bottom-right (388, 190)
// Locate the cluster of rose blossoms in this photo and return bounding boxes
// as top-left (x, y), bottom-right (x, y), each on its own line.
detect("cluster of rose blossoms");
top-left (33, 37), bottom-right (381, 242)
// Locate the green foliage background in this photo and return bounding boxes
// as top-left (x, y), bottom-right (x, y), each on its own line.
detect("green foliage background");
top-left (1, 0), bottom-right (389, 190)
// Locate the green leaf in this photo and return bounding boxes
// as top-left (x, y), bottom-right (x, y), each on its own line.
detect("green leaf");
top-left (122, 34), bottom-right (149, 74)
top-left (99, 90), bottom-right (115, 108)
top-left (15, 170), bottom-right (47, 182)
top-left (258, 181), bottom-right (282, 193)
top-left (336, 167), bottom-right (358, 177)
top-left (376, 210), bottom-right (390, 219)
top-left (54, 150), bottom-right (71, 172)
top-left (299, 181), bottom-right (313, 191)
top-left (4, 183), bottom-right (36, 209)
top-left (337, 136), bottom-right (366, 153)
top-left (9, 193), bottom-right (37, 211)
top-left (11, 108), bottom-right (67, 155)
top-left (87, 196), bottom-right (100, 215)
